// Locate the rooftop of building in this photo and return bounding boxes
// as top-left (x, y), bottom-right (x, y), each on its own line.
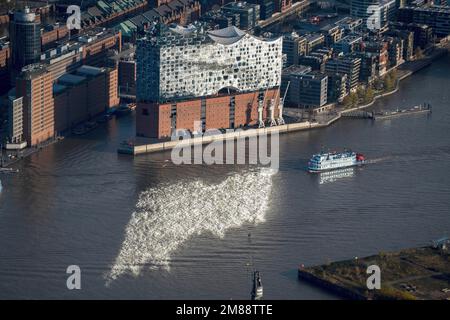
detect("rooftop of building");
top-left (57, 73), bottom-right (87, 85)
top-left (80, 0), bottom-right (147, 23)
top-left (310, 51), bottom-right (330, 59)
top-left (303, 71), bottom-right (328, 80)
top-left (129, 14), bottom-right (149, 27)
top-left (119, 0), bottom-right (198, 30)
top-left (401, 5), bottom-right (450, 13)
top-left (11, 6), bottom-right (38, 24)
top-left (390, 21), bottom-right (432, 29)
top-left (154, 4), bottom-right (173, 17)
top-left (39, 27), bottom-right (119, 63)
top-left (76, 27), bottom-right (120, 44)
top-left (285, 67), bottom-right (328, 80)
top-left (0, 38), bottom-right (9, 49)
top-left (327, 56), bottom-right (361, 64)
top-left (140, 22), bottom-right (280, 46)
top-left (336, 34), bottom-right (363, 44)
top-left (305, 33), bottom-right (324, 42)
top-left (207, 26), bottom-right (247, 45)
top-left (320, 24), bottom-right (342, 32)
top-left (109, 45), bottom-right (135, 61)
top-left (335, 16), bottom-right (363, 26)
top-left (42, 22), bottom-right (66, 32)
top-left (76, 65), bottom-right (104, 76)
top-left (363, 38), bottom-right (388, 47)
top-left (283, 31), bottom-right (306, 40)
top-left (19, 63), bottom-right (48, 79)
top-left (222, 1), bottom-right (260, 11)
top-left (167, 0), bottom-right (185, 11)
top-left (52, 64), bottom-right (109, 94)
top-left (202, 9), bottom-right (229, 19)
top-left (53, 83), bottom-right (68, 95)
top-left (283, 65), bottom-right (312, 76)
top-left (314, 48), bottom-right (333, 54)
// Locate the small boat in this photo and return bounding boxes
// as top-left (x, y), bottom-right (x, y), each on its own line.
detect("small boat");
top-left (373, 104), bottom-right (432, 120)
top-left (308, 150), bottom-right (365, 173)
top-left (251, 271), bottom-right (263, 300)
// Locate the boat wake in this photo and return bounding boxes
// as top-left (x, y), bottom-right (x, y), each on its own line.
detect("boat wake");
top-left (105, 168), bottom-right (275, 283)
top-left (365, 156), bottom-right (392, 164)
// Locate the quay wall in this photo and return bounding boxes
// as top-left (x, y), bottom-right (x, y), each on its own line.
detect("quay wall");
top-left (120, 116), bottom-right (341, 155)
top-left (297, 269), bottom-right (366, 300)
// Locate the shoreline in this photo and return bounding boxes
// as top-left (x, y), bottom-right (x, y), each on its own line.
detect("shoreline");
top-left (341, 47), bottom-right (448, 114)
top-left (298, 245), bottom-right (450, 300)
top-left (1, 136), bottom-right (64, 168)
top-left (118, 115), bottom-right (341, 155)
top-left (2, 49), bottom-right (447, 162)
top-left (119, 49), bottom-right (448, 156)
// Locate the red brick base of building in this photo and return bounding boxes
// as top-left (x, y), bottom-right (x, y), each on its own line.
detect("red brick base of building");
top-left (136, 88), bottom-right (281, 139)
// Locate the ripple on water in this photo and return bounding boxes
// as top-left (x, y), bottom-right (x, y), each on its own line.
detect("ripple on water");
top-left (106, 168), bottom-right (276, 283)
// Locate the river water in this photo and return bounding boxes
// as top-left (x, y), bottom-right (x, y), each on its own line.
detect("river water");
top-left (0, 56), bottom-right (449, 299)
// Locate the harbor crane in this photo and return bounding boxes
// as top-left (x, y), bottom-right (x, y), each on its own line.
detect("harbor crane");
top-left (277, 81), bottom-right (290, 126)
top-left (268, 99), bottom-right (278, 127)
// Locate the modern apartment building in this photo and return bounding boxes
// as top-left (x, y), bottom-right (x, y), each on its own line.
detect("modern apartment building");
top-left (325, 57), bottom-right (362, 92)
top-left (251, 0), bottom-right (276, 19)
top-left (333, 35), bottom-right (363, 54)
top-left (222, 1), bottom-right (260, 30)
top-left (9, 7), bottom-right (41, 72)
top-left (350, 0), bottom-right (396, 31)
top-left (326, 72), bottom-right (348, 103)
top-left (397, 5), bottom-right (450, 37)
top-left (6, 95), bottom-right (26, 149)
top-left (320, 25), bottom-right (344, 47)
top-left (282, 32), bottom-right (307, 67)
top-left (390, 21), bottom-right (434, 49)
top-left (15, 64), bottom-right (55, 147)
top-left (282, 66), bottom-right (328, 109)
top-left (361, 39), bottom-right (389, 76)
top-left (305, 34), bottom-right (325, 54)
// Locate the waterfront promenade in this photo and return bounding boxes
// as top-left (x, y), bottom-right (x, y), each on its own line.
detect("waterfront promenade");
top-left (118, 115), bottom-right (341, 155)
top-left (338, 46), bottom-right (449, 114)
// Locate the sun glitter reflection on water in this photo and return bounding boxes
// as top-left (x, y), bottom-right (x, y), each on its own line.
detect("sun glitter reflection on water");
top-left (106, 168), bottom-right (276, 283)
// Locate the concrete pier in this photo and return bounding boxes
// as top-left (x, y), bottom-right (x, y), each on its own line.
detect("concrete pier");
top-left (118, 115), bottom-right (341, 155)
